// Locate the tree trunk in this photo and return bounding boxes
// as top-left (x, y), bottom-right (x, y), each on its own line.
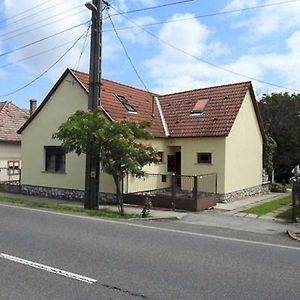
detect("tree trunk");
top-left (113, 175), bottom-right (124, 215)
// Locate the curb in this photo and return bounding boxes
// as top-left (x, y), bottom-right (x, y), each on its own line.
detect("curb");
top-left (129, 216), bottom-right (181, 221)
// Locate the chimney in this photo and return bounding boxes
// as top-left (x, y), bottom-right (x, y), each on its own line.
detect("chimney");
top-left (30, 99), bottom-right (37, 116)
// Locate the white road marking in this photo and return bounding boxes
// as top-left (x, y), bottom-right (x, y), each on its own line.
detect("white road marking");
top-left (1, 203), bottom-right (300, 251)
top-left (0, 253), bottom-right (97, 284)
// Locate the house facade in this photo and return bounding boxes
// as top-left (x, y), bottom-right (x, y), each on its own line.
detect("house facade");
top-left (0, 102), bottom-right (30, 182)
top-left (18, 69), bottom-right (266, 203)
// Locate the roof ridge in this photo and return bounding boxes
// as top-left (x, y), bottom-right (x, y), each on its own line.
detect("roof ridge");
top-left (71, 69), bottom-right (157, 96)
top-left (161, 81), bottom-right (251, 98)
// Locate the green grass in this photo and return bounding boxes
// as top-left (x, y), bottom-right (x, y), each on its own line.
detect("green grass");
top-left (277, 206), bottom-right (300, 220)
top-left (242, 195), bottom-right (292, 216)
top-left (0, 197), bottom-right (138, 219)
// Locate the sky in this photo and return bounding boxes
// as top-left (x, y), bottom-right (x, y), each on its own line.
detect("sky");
top-left (1, 0), bottom-right (300, 109)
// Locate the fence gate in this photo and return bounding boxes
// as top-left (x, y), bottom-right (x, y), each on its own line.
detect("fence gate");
top-left (0, 167), bottom-right (21, 193)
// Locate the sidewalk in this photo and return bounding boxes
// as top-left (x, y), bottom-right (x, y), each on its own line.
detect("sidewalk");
top-left (181, 192), bottom-right (300, 235)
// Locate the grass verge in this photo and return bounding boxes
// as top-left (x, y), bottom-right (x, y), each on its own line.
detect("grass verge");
top-left (0, 197), bottom-right (139, 219)
top-left (242, 195), bottom-right (291, 216)
top-left (277, 206), bottom-right (300, 220)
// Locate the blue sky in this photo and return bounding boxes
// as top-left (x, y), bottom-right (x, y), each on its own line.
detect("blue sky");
top-left (1, 0), bottom-right (300, 109)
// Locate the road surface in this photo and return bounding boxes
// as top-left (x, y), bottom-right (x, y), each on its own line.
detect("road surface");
top-left (1, 203), bottom-right (300, 299)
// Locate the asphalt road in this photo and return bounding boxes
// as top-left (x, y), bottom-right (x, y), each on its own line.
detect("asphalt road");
top-left (1, 203), bottom-right (300, 300)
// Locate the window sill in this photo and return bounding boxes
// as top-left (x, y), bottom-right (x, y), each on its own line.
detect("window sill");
top-left (42, 171), bottom-right (67, 175)
top-left (195, 163), bottom-right (213, 165)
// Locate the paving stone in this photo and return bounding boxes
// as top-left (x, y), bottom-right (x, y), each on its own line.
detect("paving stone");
top-left (246, 213), bottom-right (258, 218)
top-left (234, 212), bottom-right (248, 217)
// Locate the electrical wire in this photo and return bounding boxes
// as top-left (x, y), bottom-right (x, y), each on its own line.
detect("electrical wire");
top-left (0, 0), bottom-right (52, 24)
top-left (109, 0), bottom-right (195, 17)
top-left (109, 5), bottom-right (300, 93)
top-left (73, 21), bottom-right (92, 72)
top-left (3, 2), bottom-right (81, 27)
top-left (103, 0), bottom-right (300, 34)
top-left (0, 25), bottom-right (91, 98)
top-left (0, 21), bottom-right (89, 58)
top-left (1, 9), bottom-right (87, 42)
top-left (0, 6), bottom-right (86, 40)
top-left (0, 36), bottom-right (91, 69)
top-left (107, 13), bottom-right (149, 91)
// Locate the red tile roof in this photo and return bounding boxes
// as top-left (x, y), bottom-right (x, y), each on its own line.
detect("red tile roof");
top-left (73, 70), bottom-right (259, 138)
top-left (18, 69), bottom-right (263, 139)
top-left (73, 70), bottom-right (166, 137)
top-left (159, 82), bottom-right (252, 137)
top-left (0, 102), bottom-right (30, 142)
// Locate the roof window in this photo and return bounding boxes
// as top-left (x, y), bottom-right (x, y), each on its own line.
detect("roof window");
top-left (190, 99), bottom-right (209, 116)
top-left (115, 94), bottom-right (136, 113)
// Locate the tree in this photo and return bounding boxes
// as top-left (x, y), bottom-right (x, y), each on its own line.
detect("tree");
top-left (263, 135), bottom-right (277, 176)
top-left (53, 109), bottom-right (159, 214)
top-left (258, 93), bottom-right (300, 182)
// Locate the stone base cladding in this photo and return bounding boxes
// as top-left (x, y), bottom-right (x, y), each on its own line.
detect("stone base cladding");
top-left (217, 183), bottom-right (270, 203)
top-left (21, 185), bottom-right (117, 204)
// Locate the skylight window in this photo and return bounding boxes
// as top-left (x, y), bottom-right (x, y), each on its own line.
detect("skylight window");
top-left (190, 99), bottom-right (209, 115)
top-left (115, 94), bottom-right (136, 113)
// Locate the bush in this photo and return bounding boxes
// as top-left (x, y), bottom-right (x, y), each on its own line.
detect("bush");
top-left (270, 183), bottom-right (287, 193)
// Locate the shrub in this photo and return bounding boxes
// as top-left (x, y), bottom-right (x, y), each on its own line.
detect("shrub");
top-left (270, 183), bottom-right (287, 193)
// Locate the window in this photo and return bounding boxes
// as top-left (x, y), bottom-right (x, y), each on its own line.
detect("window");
top-left (161, 175), bottom-right (167, 183)
top-left (197, 152), bottom-right (212, 164)
top-left (157, 151), bottom-right (164, 163)
top-left (190, 99), bottom-right (209, 115)
top-left (7, 161), bottom-right (20, 175)
top-left (115, 94), bottom-right (136, 112)
top-left (45, 146), bottom-right (65, 173)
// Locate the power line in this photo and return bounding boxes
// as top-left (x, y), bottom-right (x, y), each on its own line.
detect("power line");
top-left (0, 26), bottom-right (90, 99)
top-left (1, 9), bottom-right (86, 42)
top-left (109, 0), bottom-right (195, 16)
top-left (108, 13), bottom-right (149, 92)
top-left (0, 21), bottom-right (89, 58)
top-left (104, 0), bottom-right (300, 33)
top-left (0, 37), bottom-right (90, 69)
top-left (3, 2), bottom-right (81, 27)
top-left (109, 5), bottom-right (300, 93)
top-left (0, 5), bottom-right (85, 39)
top-left (0, 0), bottom-right (51, 24)
top-left (73, 21), bottom-right (92, 71)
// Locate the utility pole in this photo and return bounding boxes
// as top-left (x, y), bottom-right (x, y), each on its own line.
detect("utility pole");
top-left (84, 0), bottom-right (103, 209)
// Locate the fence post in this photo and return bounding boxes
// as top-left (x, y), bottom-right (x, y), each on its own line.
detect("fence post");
top-left (292, 179), bottom-right (297, 223)
top-left (193, 175), bottom-right (198, 211)
top-left (19, 169), bottom-right (22, 194)
top-left (171, 173), bottom-right (176, 210)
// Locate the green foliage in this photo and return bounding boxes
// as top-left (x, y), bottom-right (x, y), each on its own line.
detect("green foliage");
top-left (242, 195), bottom-right (291, 216)
top-left (53, 109), bottom-right (159, 214)
top-left (263, 135), bottom-right (277, 175)
top-left (0, 197), bottom-right (138, 219)
top-left (258, 92), bottom-right (300, 182)
top-left (270, 183), bottom-right (287, 193)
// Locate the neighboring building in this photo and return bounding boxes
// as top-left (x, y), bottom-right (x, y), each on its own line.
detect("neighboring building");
top-left (18, 68), bottom-right (265, 203)
top-left (0, 101), bottom-right (30, 182)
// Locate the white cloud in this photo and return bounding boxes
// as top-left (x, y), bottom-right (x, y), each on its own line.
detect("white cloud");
top-left (224, 0), bottom-right (300, 38)
top-left (144, 11), bottom-right (300, 95)
top-left (1, 0), bottom-right (90, 78)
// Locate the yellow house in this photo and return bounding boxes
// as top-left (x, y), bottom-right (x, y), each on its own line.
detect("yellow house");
top-left (18, 68), bottom-right (266, 203)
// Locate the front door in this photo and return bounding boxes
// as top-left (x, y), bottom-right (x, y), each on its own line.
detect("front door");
top-left (175, 152), bottom-right (181, 187)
